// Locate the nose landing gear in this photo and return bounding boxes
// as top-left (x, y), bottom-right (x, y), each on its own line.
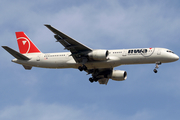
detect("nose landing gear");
top-left (153, 69), bottom-right (158, 73)
top-left (153, 62), bottom-right (161, 73)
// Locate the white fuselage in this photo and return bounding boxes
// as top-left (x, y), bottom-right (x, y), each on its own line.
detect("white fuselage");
top-left (12, 48), bottom-right (179, 69)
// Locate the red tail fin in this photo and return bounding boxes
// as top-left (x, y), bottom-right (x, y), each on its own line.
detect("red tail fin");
top-left (16, 32), bottom-right (41, 54)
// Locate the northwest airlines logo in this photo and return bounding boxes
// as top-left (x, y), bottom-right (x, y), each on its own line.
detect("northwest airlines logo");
top-left (17, 37), bottom-right (31, 54)
top-left (128, 48), bottom-right (155, 57)
top-left (22, 41), bottom-right (27, 45)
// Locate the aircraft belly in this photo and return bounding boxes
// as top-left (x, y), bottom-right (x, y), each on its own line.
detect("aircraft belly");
top-left (85, 61), bottom-right (121, 69)
top-left (120, 54), bottom-right (166, 65)
top-left (120, 56), bottom-right (154, 64)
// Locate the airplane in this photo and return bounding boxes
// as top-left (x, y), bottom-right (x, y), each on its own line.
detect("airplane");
top-left (2, 25), bottom-right (179, 84)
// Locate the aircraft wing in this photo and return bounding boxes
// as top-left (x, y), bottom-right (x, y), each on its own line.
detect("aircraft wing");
top-left (45, 25), bottom-right (92, 62)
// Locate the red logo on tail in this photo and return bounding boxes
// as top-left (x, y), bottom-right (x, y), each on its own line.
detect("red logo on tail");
top-left (16, 32), bottom-right (41, 54)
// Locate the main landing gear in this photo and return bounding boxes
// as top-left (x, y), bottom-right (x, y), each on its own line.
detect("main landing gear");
top-left (153, 62), bottom-right (161, 73)
top-left (78, 65), bottom-right (98, 83)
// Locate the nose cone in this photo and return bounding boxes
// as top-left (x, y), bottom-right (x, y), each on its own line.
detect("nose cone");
top-left (170, 54), bottom-right (179, 62)
top-left (166, 53), bottom-right (179, 62)
top-left (174, 54), bottom-right (179, 61)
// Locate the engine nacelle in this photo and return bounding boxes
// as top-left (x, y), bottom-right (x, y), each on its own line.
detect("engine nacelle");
top-left (88, 49), bottom-right (109, 61)
top-left (109, 70), bottom-right (127, 81)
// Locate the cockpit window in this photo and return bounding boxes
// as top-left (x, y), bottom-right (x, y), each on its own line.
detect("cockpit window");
top-left (167, 50), bottom-right (174, 53)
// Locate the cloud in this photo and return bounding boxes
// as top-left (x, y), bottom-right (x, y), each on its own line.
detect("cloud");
top-left (0, 100), bottom-right (116, 120)
top-left (0, 100), bottom-right (161, 120)
top-left (39, 1), bottom-right (180, 52)
top-left (1, 100), bottom-right (176, 120)
top-left (0, 101), bottom-right (81, 120)
top-left (1, 0), bottom-right (180, 50)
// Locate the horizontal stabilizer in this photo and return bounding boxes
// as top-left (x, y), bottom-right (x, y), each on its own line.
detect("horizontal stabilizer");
top-left (2, 46), bottom-right (30, 60)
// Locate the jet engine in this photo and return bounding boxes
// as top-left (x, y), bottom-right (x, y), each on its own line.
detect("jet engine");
top-left (88, 49), bottom-right (109, 60)
top-left (109, 70), bottom-right (127, 81)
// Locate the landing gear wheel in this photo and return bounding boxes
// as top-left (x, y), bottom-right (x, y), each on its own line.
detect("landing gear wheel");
top-left (153, 69), bottom-right (158, 73)
top-left (78, 66), bottom-right (83, 71)
top-left (78, 65), bottom-right (87, 71)
top-left (89, 78), bottom-right (94, 83)
top-left (82, 65), bottom-right (87, 71)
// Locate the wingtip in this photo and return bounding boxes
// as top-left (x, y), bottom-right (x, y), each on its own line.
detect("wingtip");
top-left (44, 24), bottom-right (51, 27)
top-left (2, 46), bottom-right (7, 48)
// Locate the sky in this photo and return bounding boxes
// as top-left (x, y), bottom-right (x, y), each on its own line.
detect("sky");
top-left (0, 0), bottom-right (180, 120)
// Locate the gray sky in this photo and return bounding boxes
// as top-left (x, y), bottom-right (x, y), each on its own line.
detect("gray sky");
top-left (1, 0), bottom-right (180, 120)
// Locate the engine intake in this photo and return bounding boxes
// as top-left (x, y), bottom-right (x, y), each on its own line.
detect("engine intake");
top-left (109, 70), bottom-right (127, 81)
top-left (88, 49), bottom-right (109, 61)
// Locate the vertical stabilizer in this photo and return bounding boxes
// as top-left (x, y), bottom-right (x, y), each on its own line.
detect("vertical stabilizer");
top-left (16, 32), bottom-right (41, 54)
